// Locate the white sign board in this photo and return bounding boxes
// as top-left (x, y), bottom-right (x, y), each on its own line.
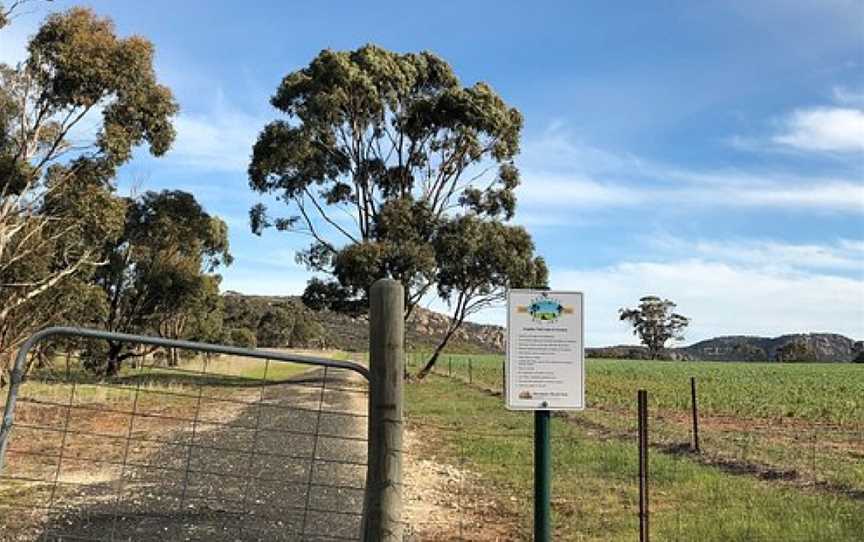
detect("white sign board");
top-left (506, 290), bottom-right (584, 410)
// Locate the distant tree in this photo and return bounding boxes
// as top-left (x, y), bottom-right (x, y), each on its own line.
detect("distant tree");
top-left (619, 296), bottom-right (690, 360)
top-left (301, 277), bottom-right (364, 315)
top-left (256, 306), bottom-right (294, 347)
top-left (225, 327), bottom-right (257, 349)
top-left (731, 342), bottom-right (768, 362)
top-left (222, 295), bottom-right (265, 332)
top-left (91, 190), bottom-right (231, 375)
top-left (248, 45), bottom-right (545, 373)
top-left (290, 316), bottom-right (325, 348)
top-left (0, 7), bottom-right (177, 384)
top-left (774, 339), bottom-right (815, 363)
top-left (182, 275), bottom-right (225, 345)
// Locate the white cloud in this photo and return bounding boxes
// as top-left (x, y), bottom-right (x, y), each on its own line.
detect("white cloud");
top-left (517, 170), bottom-right (864, 213)
top-left (552, 259), bottom-right (864, 346)
top-left (467, 236), bottom-right (864, 344)
top-left (833, 86), bottom-right (864, 106)
top-left (651, 236), bottom-right (864, 273)
top-left (839, 238), bottom-right (864, 252)
top-left (517, 173), bottom-right (644, 208)
top-left (167, 101), bottom-right (267, 172)
top-left (772, 107), bottom-right (864, 153)
top-left (515, 127), bottom-right (864, 215)
top-left (729, 181), bottom-right (863, 210)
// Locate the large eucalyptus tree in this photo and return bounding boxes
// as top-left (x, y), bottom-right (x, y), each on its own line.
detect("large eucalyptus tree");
top-left (248, 45), bottom-right (546, 375)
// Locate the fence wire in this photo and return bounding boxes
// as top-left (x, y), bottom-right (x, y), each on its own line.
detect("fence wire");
top-left (403, 352), bottom-right (864, 541)
top-left (0, 338), bottom-right (370, 542)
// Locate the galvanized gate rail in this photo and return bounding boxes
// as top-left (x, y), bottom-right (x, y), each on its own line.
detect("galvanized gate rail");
top-left (0, 279), bottom-right (405, 541)
top-left (0, 325), bottom-right (370, 470)
top-left (0, 326), bottom-right (374, 541)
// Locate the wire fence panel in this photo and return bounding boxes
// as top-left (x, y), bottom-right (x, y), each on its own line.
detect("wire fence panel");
top-left (403, 353), bottom-right (864, 541)
top-left (0, 329), bottom-right (370, 542)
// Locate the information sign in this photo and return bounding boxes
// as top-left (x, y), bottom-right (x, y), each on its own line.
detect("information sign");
top-left (506, 290), bottom-right (584, 410)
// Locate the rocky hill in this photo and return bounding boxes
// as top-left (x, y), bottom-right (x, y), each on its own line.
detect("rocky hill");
top-left (224, 293), bottom-right (861, 362)
top-left (588, 334), bottom-right (864, 362)
top-left (680, 334), bottom-right (864, 363)
top-left (224, 293), bottom-right (504, 354)
top-left (306, 303), bottom-right (505, 353)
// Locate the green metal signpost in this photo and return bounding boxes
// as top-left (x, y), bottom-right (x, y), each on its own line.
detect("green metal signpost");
top-left (534, 410), bottom-right (552, 541)
top-left (506, 290), bottom-right (585, 541)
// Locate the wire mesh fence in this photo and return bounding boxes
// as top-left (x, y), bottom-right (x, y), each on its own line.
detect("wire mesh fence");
top-left (403, 352), bottom-right (864, 541)
top-left (0, 335), bottom-right (370, 542)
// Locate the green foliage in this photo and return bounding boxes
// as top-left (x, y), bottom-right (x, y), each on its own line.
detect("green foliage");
top-left (300, 277), bottom-right (363, 315)
top-left (619, 296), bottom-right (690, 359)
top-left (224, 327), bottom-right (257, 348)
top-left (90, 190), bottom-right (231, 375)
top-left (434, 215), bottom-right (547, 309)
top-left (26, 8), bottom-right (176, 164)
top-left (182, 275), bottom-right (224, 344)
top-left (248, 45), bottom-right (543, 369)
top-left (0, 6), bottom-right (177, 383)
top-left (256, 306), bottom-right (294, 347)
top-left (222, 294), bottom-right (327, 349)
top-left (290, 317), bottom-right (325, 348)
top-left (774, 339), bottom-right (816, 362)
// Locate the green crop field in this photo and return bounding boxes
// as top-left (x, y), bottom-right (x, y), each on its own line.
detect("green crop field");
top-left (406, 376), bottom-right (864, 541)
top-left (405, 352), bottom-right (864, 524)
top-left (410, 353), bottom-right (864, 426)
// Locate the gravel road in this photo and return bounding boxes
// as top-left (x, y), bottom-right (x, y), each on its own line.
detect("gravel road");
top-left (33, 368), bottom-right (369, 542)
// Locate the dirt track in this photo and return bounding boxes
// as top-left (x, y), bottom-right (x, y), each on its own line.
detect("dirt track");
top-left (25, 368), bottom-right (369, 542)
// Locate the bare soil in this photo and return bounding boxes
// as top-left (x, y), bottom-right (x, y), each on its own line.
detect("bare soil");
top-left (402, 425), bottom-right (524, 541)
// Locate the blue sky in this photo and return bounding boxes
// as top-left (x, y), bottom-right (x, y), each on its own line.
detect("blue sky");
top-left (2, 0), bottom-right (863, 345)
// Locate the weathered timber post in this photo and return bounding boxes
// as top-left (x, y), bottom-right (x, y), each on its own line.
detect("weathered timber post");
top-left (362, 278), bottom-right (404, 541)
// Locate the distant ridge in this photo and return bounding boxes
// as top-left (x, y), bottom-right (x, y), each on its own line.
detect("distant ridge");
top-left (679, 333), bottom-right (863, 363)
top-left (222, 292), bottom-right (504, 354)
top-left (589, 333), bottom-right (864, 363)
top-left (223, 292), bottom-right (862, 362)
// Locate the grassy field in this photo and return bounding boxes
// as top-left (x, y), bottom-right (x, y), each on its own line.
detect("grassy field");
top-left (410, 353), bottom-right (864, 425)
top-left (406, 375), bottom-right (864, 541)
top-left (406, 353), bottom-right (864, 511)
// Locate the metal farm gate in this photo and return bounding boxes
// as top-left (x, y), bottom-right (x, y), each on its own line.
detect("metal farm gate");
top-left (0, 279), bottom-right (406, 542)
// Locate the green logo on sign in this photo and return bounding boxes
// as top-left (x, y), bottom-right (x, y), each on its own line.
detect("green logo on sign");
top-left (528, 293), bottom-right (564, 322)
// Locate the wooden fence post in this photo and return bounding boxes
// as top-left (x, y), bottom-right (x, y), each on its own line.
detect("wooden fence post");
top-left (362, 278), bottom-right (404, 541)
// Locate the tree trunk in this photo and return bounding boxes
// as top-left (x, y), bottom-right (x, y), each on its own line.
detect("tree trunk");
top-left (104, 342), bottom-right (124, 377)
top-left (416, 324), bottom-right (461, 380)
